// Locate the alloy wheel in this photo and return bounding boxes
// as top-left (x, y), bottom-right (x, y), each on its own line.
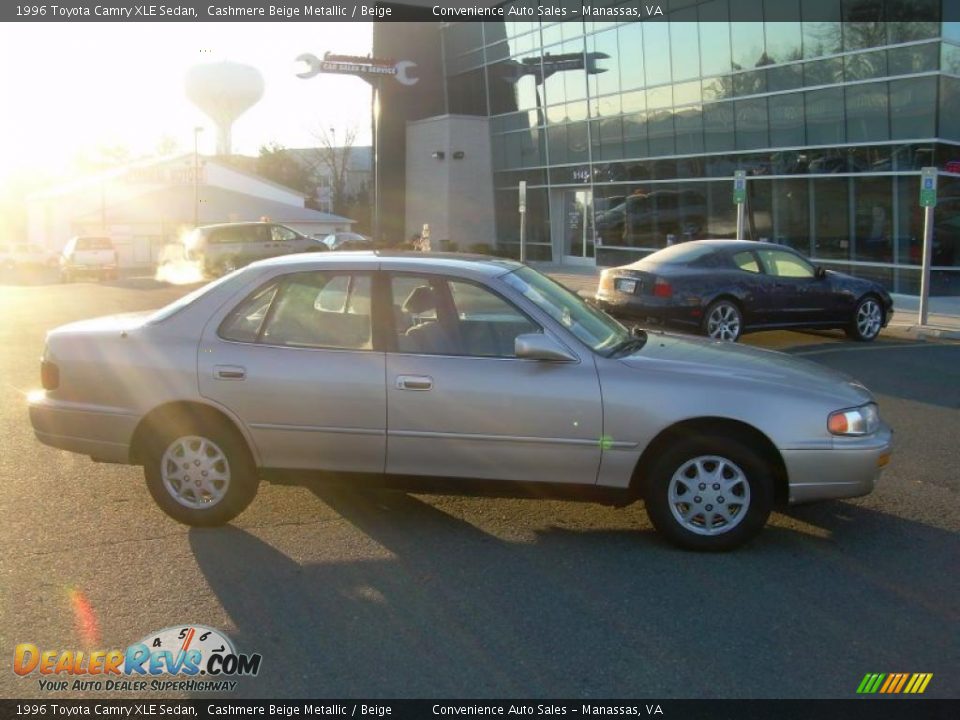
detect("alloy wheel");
top-left (160, 435), bottom-right (231, 510)
top-left (667, 455), bottom-right (751, 536)
top-left (856, 299), bottom-right (882, 340)
top-left (706, 303), bottom-right (741, 341)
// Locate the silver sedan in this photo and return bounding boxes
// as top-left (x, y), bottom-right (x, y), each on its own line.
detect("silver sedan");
top-left (28, 253), bottom-right (892, 550)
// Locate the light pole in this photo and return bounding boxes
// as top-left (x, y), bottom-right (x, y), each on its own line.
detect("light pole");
top-left (193, 126), bottom-right (203, 228)
top-left (329, 127), bottom-right (336, 214)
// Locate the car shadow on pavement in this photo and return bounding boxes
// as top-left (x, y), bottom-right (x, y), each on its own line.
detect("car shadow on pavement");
top-left (188, 487), bottom-right (959, 699)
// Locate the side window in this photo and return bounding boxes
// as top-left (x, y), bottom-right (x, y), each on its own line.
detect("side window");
top-left (208, 229), bottom-right (230, 245)
top-left (389, 275), bottom-right (538, 358)
top-left (758, 249), bottom-right (814, 278)
top-left (245, 225), bottom-right (270, 244)
top-left (259, 273), bottom-right (372, 350)
top-left (271, 225), bottom-right (297, 242)
top-left (732, 251), bottom-right (760, 273)
top-left (219, 283), bottom-right (280, 343)
top-left (449, 280), bottom-right (539, 358)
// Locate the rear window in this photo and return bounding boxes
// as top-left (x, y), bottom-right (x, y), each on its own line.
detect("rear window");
top-left (76, 237), bottom-right (113, 250)
top-left (638, 243), bottom-right (717, 265)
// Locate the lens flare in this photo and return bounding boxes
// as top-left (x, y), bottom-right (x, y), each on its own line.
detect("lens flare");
top-left (67, 588), bottom-right (100, 647)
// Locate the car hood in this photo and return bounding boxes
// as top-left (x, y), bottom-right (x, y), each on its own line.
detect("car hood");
top-left (51, 311), bottom-right (154, 336)
top-left (621, 332), bottom-right (873, 405)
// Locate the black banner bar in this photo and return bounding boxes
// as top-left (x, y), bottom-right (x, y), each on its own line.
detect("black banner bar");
top-left (0, 700), bottom-right (957, 720)
top-left (0, 0), bottom-right (899, 23)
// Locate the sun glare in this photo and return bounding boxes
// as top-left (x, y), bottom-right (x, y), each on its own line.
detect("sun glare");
top-left (0, 22), bottom-right (373, 189)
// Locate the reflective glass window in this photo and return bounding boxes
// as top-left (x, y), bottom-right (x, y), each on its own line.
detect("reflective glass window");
top-left (844, 49), bottom-right (887, 81)
top-left (812, 178), bottom-right (851, 259)
top-left (940, 76), bottom-right (960, 142)
top-left (704, 103), bottom-right (736, 152)
top-left (699, 0), bottom-right (732, 76)
top-left (846, 82), bottom-right (889, 143)
top-left (670, 14), bottom-right (700, 82)
top-left (773, 179), bottom-right (811, 254)
top-left (647, 109), bottom-right (676, 157)
top-left (769, 93), bottom-right (805, 146)
top-left (853, 176), bottom-right (894, 263)
top-left (764, 0), bottom-right (802, 63)
top-left (618, 23), bottom-right (645, 92)
top-left (801, 0), bottom-right (842, 59)
top-left (643, 22), bottom-right (671, 86)
top-left (888, 43), bottom-right (939, 76)
top-left (805, 87), bottom-right (845, 145)
top-left (842, 0), bottom-right (887, 51)
top-left (804, 57), bottom-right (843, 86)
top-left (767, 64), bottom-right (804, 92)
top-left (735, 98), bottom-right (769, 150)
top-left (587, 29), bottom-right (620, 98)
top-left (887, 0), bottom-right (939, 43)
top-left (675, 106), bottom-right (705, 155)
top-left (891, 77), bottom-right (937, 139)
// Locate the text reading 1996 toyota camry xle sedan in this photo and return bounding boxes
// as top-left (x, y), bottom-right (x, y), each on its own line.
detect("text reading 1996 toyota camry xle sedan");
top-left (29, 253), bottom-right (892, 550)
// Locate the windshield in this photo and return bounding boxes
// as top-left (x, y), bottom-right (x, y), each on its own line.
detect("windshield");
top-left (502, 266), bottom-right (630, 355)
top-left (147, 270), bottom-right (243, 324)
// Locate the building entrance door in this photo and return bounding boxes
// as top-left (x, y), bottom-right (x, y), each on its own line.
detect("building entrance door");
top-left (560, 189), bottom-right (595, 266)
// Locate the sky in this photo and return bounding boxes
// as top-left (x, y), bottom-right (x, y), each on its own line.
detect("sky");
top-left (0, 22), bottom-right (373, 187)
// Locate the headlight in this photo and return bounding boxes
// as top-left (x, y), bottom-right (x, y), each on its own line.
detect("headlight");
top-left (828, 403), bottom-right (880, 436)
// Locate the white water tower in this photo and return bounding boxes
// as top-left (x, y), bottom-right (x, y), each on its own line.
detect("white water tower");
top-left (185, 62), bottom-right (265, 155)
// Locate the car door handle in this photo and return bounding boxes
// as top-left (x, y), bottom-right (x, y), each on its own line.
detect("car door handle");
top-left (396, 375), bottom-right (433, 391)
top-left (214, 365), bottom-right (246, 380)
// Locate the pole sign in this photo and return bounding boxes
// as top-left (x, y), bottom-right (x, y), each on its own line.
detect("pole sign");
top-left (296, 52), bottom-right (419, 86)
top-left (518, 181), bottom-right (527, 213)
top-left (919, 167), bottom-right (938, 208)
top-left (733, 170), bottom-right (747, 205)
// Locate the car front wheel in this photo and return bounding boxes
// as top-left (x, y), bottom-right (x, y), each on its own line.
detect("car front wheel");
top-left (144, 422), bottom-right (259, 526)
top-left (846, 295), bottom-right (883, 342)
top-left (702, 299), bottom-right (743, 342)
top-left (645, 435), bottom-right (773, 551)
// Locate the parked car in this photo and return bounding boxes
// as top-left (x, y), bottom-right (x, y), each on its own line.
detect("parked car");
top-left (183, 222), bottom-right (324, 276)
top-left (595, 240), bottom-right (894, 342)
top-left (59, 236), bottom-right (118, 282)
top-left (319, 232), bottom-right (374, 251)
top-left (29, 252), bottom-right (892, 551)
top-left (0, 243), bottom-right (58, 270)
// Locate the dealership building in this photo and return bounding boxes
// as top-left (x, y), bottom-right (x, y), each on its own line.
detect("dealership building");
top-left (376, 0), bottom-right (960, 295)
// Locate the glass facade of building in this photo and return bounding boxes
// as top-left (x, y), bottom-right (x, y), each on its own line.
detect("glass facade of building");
top-left (441, 0), bottom-right (960, 295)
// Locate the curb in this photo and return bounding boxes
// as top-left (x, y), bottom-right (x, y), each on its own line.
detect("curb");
top-left (887, 323), bottom-right (960, 341)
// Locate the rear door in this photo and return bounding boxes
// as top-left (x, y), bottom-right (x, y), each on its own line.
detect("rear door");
top-left (198, 268), bottom-right (386, 472)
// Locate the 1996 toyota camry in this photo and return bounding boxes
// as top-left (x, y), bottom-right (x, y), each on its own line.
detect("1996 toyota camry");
top-left (29, 253), bottom-right (892, 550)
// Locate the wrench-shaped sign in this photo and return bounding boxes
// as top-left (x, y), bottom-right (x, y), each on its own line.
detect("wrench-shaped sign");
top-left (296, 53), bottom-right (419, 86)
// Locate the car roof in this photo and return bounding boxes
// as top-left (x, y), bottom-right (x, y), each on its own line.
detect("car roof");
top-left (677, 239), bottom-right (795, 253)
top-left (196, 221), bottom-right (279, 231)
top-left (249, 250), bottom-right (524, 277)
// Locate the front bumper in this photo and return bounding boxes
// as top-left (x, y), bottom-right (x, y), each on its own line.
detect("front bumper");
top-left (783, 422), bottom-right (893, 504)
top-left (29, 393), bottom-right (137, 464)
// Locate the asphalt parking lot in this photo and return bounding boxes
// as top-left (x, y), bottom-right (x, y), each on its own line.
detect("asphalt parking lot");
top-left (0, 270), bottom-right (957, 700)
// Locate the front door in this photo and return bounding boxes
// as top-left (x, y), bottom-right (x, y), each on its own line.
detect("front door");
top-left (383, 272), bottom-right (604, 485)
top-left (198, 269), bottom-right (386, 472)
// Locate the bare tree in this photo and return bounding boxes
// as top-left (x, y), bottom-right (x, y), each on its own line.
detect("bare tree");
top-left (310, 126), bottom-right (359, 216)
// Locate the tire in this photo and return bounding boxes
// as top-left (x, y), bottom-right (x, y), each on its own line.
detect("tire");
top-left (702, 299), bottom-right (743, 342)
top-left (846, 295), bottom-right (883, 342)
top-left (143, 419), bottom-right (259, 527)
top-left (644, 435), bottom-right (773, 551)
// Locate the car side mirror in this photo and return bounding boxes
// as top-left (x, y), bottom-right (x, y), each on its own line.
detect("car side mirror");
top-left (515, 333), bottom-right (577, 362)
top-left (815, 266), bottom-right (826, 280)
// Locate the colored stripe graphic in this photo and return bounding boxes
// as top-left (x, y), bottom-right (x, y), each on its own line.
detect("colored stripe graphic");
top-left (857, 673), bottom-right (933, 694)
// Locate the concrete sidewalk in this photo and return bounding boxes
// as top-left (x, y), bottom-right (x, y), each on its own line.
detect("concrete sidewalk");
top-left (536, 263), bottom-right (960, 341)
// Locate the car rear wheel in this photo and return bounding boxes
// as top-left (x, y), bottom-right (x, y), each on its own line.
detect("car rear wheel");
top-left (846, 295), bottom-right (883, 342)
top-left (702, 299), bottom-right (743, 342)
top-left (144, 421), bottom-right (259, 527)
top-left (645, 435), bottom-right (773, 551)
